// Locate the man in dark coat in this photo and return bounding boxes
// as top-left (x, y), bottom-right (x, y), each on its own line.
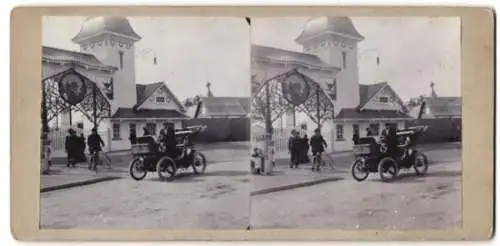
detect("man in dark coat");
top-left (65, 129), bottom-right (78, 167)
top-left (87, 127), bottom-right (105, 170)
top-left (302, 133), bottom-right (310, 163)
top-left (287, 130), bottom-right (301, 168)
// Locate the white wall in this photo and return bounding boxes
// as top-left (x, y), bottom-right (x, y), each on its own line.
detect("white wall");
top-left (108, 120), bottom-right (183, 151)
top-left (332, 120), bottom-right (407, 151)
top-left (299, 35), bottom-right (361, 111)
top-left (77, 33), bottom-right (138, 113)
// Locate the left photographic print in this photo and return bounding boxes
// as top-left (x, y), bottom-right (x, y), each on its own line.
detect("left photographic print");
top-left (40, 16), bottom-right (251, 229)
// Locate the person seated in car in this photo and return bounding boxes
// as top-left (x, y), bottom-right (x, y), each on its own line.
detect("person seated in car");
top-left (159, 122), bottom-right (178, 158)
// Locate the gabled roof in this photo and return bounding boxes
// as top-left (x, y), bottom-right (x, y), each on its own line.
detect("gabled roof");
top-left (42, 46), bottom-right (117, 72)
top-left (358, 82), bottom-right (405, 111)
top-left (424, 96), bottom-right (462, 116)
top-left (335, 108), bottom-right (411, 120)
top-left (199, 96), bottom-right (250, 117)
top-left (134, 82), bottom-right (185, 112)
top-left (111, 108), bottom-right (188, 119)
top-left (251, 44), bottom-right (339, 71)
top-left (358, 82), bottom-right (387, 108)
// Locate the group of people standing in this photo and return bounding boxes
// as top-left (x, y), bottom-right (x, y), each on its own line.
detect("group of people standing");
top-left (65, 127), bottom-right (106, 169)
top-left (287, 128), bottom-right (328, 169)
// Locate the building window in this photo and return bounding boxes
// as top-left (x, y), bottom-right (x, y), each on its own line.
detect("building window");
top-left (129, 123), bottom-right (136, 135)
top-left (369, 123), bottom-right (380, 136)
top-left (336, 124), bottom-right (344, 140)
top-left (156, 97), bottom-right (165, 103)
top-left (146, 123), bottom-right (157, 136)
top-left (341, 51), bottom-right (347, 69)
top-left (379, 97), bottom-right (389, 103)
top-left (118, 51), bottom-right (124, 70)
top-left (112, 123), bottom-right (121, 140)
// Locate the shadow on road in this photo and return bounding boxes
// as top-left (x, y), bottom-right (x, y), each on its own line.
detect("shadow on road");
top-left (149, 170), bottom-right (250, 183)
top-left (368, 169), bottom-right (462, 184)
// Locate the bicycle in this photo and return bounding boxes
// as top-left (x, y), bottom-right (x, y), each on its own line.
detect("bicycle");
top-left (312, 152), bottom-right (322, 172)
top-left (88, 150), bottom-right (100, 173)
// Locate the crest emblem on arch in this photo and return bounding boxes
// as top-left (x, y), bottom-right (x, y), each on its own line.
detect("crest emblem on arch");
top-left (58, 71), bottom-right (87, 105)
top-left (281, 72), bottom-right (311, 106)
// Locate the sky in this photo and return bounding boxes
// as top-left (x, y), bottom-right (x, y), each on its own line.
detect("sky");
top-left (251, 17), bottom-right (461, 100)
top-left (43, 16), bottom-right (251, 101)
top-left (43, 16), bottom-right (461, 102)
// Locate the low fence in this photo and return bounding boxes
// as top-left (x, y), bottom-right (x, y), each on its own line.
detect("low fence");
top-left (406, 118), bottom-right (461, 143)
top-left (185, 117), bottom-right (251, 142)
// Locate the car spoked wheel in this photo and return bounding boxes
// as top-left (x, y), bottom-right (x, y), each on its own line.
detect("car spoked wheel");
top-left (378, 157), bottom-right (399, 182)
top-left (129, 158), bottom-right (147, 181)
top-left (413, 152), bottom-right (429, 175)
top-left (351, 158), bottom-right (369, 181)
top-left (156, 156), bottom-right (177, 181)
top-left (192, 152), bottom-right (207, 175)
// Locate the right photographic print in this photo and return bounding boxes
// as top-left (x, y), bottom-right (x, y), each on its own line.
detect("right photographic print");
top-left (249, 16), bottom-right (462, 229)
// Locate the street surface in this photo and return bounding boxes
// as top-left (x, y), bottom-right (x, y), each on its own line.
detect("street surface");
top-left (251, 144), bottom-right (462, 229)
top-left (40, 142), bottom-right (250, 229)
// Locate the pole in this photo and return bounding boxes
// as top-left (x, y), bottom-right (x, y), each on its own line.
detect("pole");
top-left (292, 105), bottom-right (296, 127)
top-left (41, 80), bottom-right (49, 174)
top-left (264, 81), bottom-right (273, 175)
top-left (69, 106), bottom-right (73, 126)
top-left (316, 85), bottom-right (321, 130)
top-left (92, 83), bottom-right (98, 129)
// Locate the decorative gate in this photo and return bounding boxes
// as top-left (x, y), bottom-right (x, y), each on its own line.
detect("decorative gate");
top-left (42, 68), bottom-right (112, 128)
top-left (252, 68), bottom-right (335, 129)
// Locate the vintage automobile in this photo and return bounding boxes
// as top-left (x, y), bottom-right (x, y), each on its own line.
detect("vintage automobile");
top-left (350, 125), bottom-right (429, 182)
top-left (128, 125), bottom-right (208, 181)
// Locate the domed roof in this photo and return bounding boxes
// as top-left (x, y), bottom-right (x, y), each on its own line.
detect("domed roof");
top-left (72, 16), bottom-right (141, 43)
top-left (295, 17), bottom-right (364, 44)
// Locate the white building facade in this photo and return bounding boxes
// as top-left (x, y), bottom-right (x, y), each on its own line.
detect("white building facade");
top-left (44, 17), bottom-right (188, 153)
top-left (252, 17), bottom-right (411, 152)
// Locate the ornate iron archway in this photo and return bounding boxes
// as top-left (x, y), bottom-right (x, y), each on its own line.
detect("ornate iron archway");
top-left (42, 68), bottom-right (111, 129)
top-left (252, 68), bottom-right (335, 130)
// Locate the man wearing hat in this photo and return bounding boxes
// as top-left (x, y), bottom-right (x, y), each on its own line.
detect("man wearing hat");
top-left (159, 121), bottom-right (178, 157)
top-left (287, 129), bottom-right (301, 168)
top-left (64, 128), bottom-right (78, 168)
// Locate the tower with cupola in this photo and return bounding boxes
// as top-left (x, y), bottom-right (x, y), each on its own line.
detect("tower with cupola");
top-left (72, 16), bottom-right (141, 113)
top-left (295, 17), bottom-right (364, 111)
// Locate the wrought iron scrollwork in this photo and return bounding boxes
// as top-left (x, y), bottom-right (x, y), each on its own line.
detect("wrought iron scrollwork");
top-left (42, 68), bottom-right (111, 125)
top-left (251, 69), bottom-right (335, 127)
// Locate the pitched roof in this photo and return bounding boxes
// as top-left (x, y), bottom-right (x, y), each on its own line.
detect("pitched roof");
top-left (251, 44), bottom-right (339, 71)
top-left (135, 82), bottom-right (185, 112)
top-left (424, 96), bottom-right (462, 116)
top-left (199, 96), bottom-right (250, 117)
top-left (111, 108), bottom-right (188, 119)
top-left (42, 46), bottom-right (117, 72)
top-left (358, 82), bottom-right (387, 108)
top-left (335, 108), bottom-right (412, 120)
